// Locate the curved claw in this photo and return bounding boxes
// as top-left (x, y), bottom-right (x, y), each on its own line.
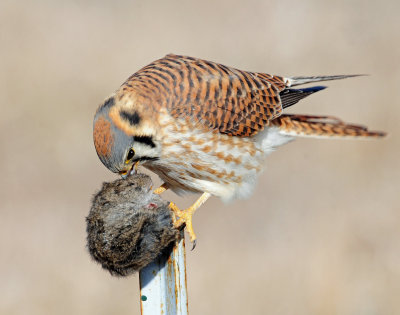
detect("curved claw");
top-left (169, 202), bottom-right (197, 245)
top-left (168, 192), bottom-right (211, 249)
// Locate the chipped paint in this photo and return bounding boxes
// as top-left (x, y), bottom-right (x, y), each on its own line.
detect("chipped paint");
top-left (139, 231), bottom-right (188, 314)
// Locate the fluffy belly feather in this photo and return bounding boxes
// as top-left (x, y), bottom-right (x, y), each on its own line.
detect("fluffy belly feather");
top-left (145, 117), bottom-right (292, 202)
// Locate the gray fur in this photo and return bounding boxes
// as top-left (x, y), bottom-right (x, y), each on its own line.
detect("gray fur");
top-left (86, 174), bottom-right (180, 276)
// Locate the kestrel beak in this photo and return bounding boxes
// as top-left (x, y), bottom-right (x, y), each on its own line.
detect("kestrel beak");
top-left (119, 161), bottom-right (140, 179)
top-left (119, 169), bottom-right (129, 179)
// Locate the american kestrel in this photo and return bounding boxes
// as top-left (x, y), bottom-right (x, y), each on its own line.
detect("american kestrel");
top-left (93, 54), bottom-right (385, 244)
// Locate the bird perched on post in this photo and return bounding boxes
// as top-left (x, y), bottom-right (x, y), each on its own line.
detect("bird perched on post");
top-left (93, 54), bottom-right (385, 245)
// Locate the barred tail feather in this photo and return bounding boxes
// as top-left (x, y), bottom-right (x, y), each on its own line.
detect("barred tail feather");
top-left (287, 75), bottom-right (365, 87)
top-left (271, 114), bottom-right (386, 138)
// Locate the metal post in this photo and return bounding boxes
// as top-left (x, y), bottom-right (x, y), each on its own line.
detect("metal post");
top-left (139, 231), bottom-right (188, 315)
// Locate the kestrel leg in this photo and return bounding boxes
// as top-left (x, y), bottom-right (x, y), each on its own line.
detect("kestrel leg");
top-left (153, 182), bottom-right (170, 195)
top-left (169, 192), bottom-right (211, 248)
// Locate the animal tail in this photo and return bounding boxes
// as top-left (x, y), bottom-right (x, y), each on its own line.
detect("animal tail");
top-left (287, 74), bottom-right (364, 87)
top-left (271, 114), bottom-right (386, 138)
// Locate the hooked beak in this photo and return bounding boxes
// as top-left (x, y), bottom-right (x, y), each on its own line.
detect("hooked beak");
top-left (119, 161), bottom-right (140, 179)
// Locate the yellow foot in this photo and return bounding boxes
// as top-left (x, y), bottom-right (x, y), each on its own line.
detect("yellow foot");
top-left (169, 202), bottom-right (198, 249)
top-left (168, 192), bottom-right (211, 250)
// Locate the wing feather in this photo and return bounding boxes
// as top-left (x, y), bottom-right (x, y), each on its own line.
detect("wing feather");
top-left (130, 54), bottom-right (287, 137)
top-left (124, 55), bottom-right (371, 138)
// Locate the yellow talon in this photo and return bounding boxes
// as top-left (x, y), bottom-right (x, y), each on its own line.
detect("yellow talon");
top-left (167, 192), bottom-right (211, 247)
top-left (169, 202), bottom-right (197, 243)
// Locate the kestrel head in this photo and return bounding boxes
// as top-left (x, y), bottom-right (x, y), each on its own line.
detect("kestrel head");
top-left (93, 95), bottom-right (161, 177)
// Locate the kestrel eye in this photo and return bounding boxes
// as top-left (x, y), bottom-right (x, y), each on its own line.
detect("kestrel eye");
top-left (125, 148), bottom-right (135, 163)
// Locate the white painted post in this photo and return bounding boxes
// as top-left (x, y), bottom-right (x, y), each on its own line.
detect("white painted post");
top-left (139, 231), bottom-right (188, 315)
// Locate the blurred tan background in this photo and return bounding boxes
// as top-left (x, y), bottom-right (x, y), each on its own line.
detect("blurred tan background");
top-left (1, 0), bottom-right (399, 314)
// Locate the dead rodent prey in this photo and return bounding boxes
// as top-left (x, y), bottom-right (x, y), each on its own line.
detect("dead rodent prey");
top-left (86, 173), bottom-right (180, 276)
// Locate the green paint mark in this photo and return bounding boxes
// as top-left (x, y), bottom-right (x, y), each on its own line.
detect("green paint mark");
top-left (141, 295), bottom-right (147, 301)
